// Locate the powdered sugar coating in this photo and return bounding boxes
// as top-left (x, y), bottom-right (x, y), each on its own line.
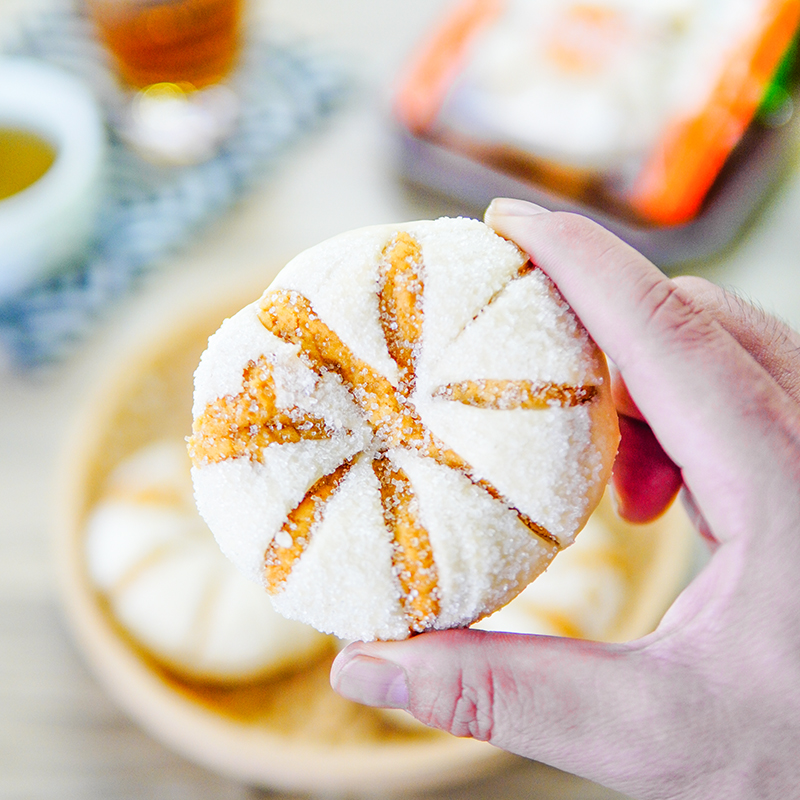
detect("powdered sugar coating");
top-left (389, 448), bottom-right (556, 628)
top-left (270, 456), bottom-right (409, 641)
top-left (190, 217), bottom-right (618, 641)
top-left (192, 304), bottom-right (372, 583)
top-left (475, 502), bottom-right (628, 640)
top-left (271, 226), bottom-right (402, 384)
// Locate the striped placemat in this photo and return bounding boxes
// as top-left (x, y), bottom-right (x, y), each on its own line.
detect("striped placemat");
top-left (0, 4), bottom-right (348, 368)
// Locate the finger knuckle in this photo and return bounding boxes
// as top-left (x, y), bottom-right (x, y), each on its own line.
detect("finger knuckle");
top-left (637, 277), bottom-right (713, 346)
top-left (452, 678), bottom-right (495, 741)
top-left (421, 669), bottom-right (496, 741)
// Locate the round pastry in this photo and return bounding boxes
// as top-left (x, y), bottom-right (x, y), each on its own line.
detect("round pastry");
top-left (188, 217), bottom-right (619, 641)
top-left (85, 439), bottom-right (331, 682)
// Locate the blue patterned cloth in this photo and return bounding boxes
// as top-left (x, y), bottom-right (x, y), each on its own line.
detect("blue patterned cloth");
top-left (0, 6), bottom-right (348, 367)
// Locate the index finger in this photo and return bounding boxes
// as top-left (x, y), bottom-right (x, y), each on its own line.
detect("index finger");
top-left (484, 199), bottom-right (800, 543)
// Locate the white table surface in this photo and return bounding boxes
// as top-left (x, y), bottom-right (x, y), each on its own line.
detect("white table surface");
top-left (1, 1), bottom-right (799, 798)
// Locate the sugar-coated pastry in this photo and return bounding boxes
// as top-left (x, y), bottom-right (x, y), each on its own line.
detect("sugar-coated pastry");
top-left (188, 217), bottom-right (619, 641)
top-left (85, 440), bottom-right (331, 682)
top-left (474, 490), bottom-right (628, 640)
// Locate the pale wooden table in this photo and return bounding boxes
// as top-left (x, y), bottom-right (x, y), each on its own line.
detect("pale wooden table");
top-left (2, 1), bottom-right (799, 798)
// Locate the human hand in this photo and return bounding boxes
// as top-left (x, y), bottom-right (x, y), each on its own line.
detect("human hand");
top-left (331, 199), bottom-right (800, 800)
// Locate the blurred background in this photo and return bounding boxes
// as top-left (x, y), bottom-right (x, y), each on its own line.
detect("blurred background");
top-left (1, 0), bottom-right (799, 798)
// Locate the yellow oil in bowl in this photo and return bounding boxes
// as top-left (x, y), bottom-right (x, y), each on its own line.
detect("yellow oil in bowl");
top-left (0, 127), bottom-right (56, 201)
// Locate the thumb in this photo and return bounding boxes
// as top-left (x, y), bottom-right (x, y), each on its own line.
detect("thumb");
top-left (331, 629), bottom-right (707, 798)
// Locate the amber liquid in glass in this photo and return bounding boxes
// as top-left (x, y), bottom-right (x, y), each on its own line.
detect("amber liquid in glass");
top-left (87, 0), bottom-right (242, 89)
top-left (0, 129), bottom-right (57, 202)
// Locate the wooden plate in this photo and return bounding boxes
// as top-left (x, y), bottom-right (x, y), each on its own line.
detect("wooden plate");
top-left (54, 277), bottom-right (697, 795)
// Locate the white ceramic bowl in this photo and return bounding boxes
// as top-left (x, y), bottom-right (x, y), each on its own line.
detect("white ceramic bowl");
top-left (55, 279), bottom-right (697, 796)
top-left (0, 58), bottom-right (105, 297)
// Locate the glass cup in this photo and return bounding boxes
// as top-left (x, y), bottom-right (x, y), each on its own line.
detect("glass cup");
top-left (84, 0), bottom-right (243, 90)
top-left (84, 0), bottom-right (244, 163)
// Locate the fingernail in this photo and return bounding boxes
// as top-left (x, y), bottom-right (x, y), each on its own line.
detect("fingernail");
top-left (485, 197), bottom-right (550, 220)
top-left (332, 654), bottom-right (409, 709)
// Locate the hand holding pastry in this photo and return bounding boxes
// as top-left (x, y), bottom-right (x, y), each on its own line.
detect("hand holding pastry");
top-left (332, 199), bottom-right (800, 800)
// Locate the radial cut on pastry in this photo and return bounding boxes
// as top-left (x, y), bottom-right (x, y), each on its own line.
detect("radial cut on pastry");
top-left (189, 217), bottom-right (619, 641)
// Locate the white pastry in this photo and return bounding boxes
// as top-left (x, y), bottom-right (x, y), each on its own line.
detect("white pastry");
top-left (85, 439), bottom-right (330, 682)
top-left (475, 495), bottom-right (628, 639)
top-left (189, 217), bottom-right (619, 641)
